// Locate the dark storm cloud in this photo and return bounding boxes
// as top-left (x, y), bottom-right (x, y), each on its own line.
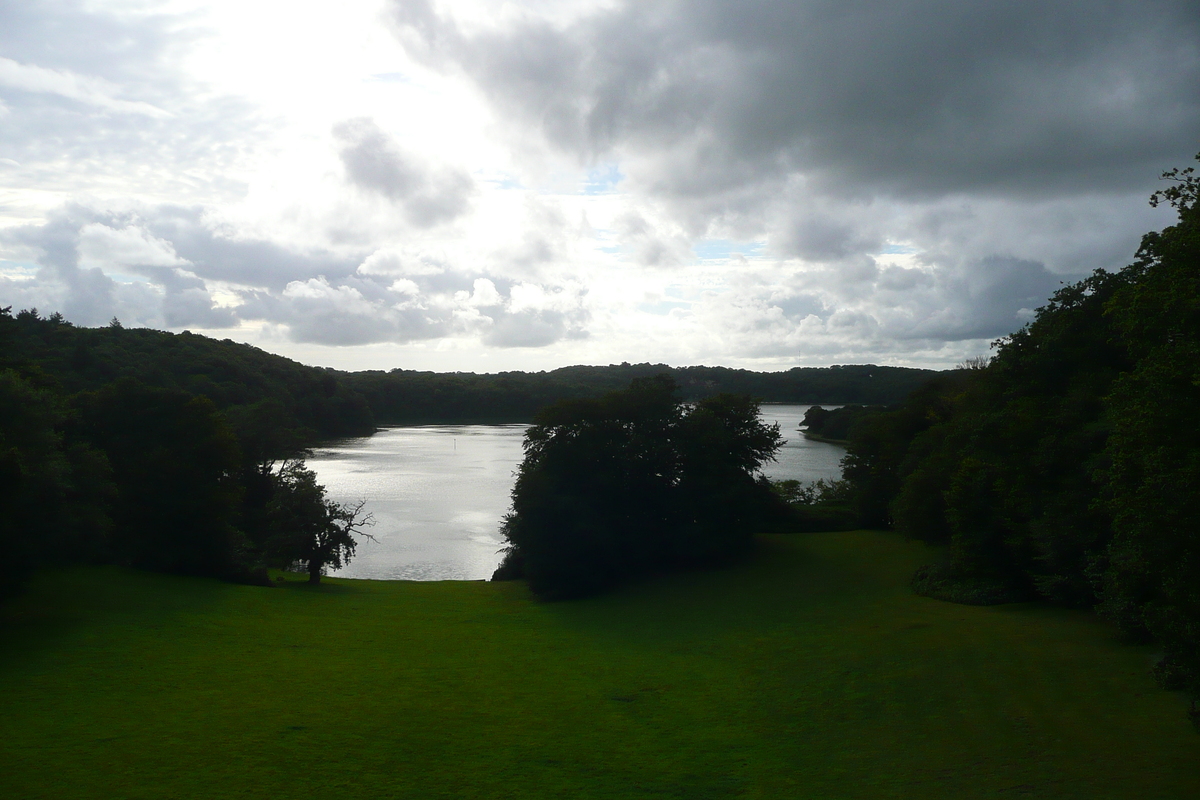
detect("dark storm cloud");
top-left (392, 0), bottom-right (1200, 201)
top-left (333, 118), bottom-right (475, 227)
top-left (897, 256), bottom-right (1065, 341)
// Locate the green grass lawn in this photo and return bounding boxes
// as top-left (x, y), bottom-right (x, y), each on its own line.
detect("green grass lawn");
top-left (2, 530), bottom-right (1197, 799)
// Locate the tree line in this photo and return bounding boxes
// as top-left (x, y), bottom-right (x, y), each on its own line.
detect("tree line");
top-left (0, 314), bottom-right (375, 592)
top-left (832, 156), bottom-right (1200, 704)
top-left (345, 363), bottom-right (934, 423)
top-left (0, 308), bottom-right (924, 594)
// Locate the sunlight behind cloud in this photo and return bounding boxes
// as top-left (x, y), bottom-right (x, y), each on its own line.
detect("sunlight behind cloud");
top-left (1, 0), bottom-right (1196, 371)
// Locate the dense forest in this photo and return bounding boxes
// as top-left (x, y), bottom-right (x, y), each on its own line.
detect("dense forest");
top-left (834, 157), bottom-right (1200, 703)
top-left (346, 362), bottom-right (933, 423)
top-left (0, 307), bottom-right (926, 594)
top-left (1, 316), bottom-right (376, 439)
top-left (1, 312), bottom-right (931, 429)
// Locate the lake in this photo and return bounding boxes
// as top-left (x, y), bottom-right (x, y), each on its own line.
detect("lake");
top-left (310, 404), bottom-right (845, 581)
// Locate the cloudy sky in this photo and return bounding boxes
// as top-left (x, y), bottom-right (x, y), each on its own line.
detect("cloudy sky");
top-left (1, 0), bottom-right (1197, 372)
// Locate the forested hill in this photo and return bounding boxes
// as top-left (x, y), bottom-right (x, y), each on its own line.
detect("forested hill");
top-left (0, 313), bottom-right (376, 438)
top-left (1, 310), bottom-right (937, 428)
top-left (346, 363), bottom-right (936, 424)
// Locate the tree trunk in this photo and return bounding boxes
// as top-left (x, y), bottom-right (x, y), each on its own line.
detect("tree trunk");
top-left (308, 560), bottom-right (322, 584)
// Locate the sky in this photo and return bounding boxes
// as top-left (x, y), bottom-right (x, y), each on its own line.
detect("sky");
top-left (1, 0), bottom-right (1197, 373)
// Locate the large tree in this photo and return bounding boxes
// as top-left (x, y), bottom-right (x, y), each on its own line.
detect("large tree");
top-left (1098, 155), bottom-right (1200, 691)
top-left (263, 461), bottom-right (375, 584)
top-left (494, 376), bottom-right (783, 599)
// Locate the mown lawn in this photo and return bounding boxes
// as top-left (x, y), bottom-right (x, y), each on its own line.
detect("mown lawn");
top-left (2, 531), bottom-right (1197, 799)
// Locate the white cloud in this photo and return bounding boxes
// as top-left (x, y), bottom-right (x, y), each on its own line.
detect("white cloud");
top-left (0, 0), bottom-right (1196, 372)
top-left (0, 57), bottom-right (172, 118)
top-left (78, 224), bottom-right (190, 271)
top-left (462, 278), bottom-right (503, 307)
top-left (389, 278), bottom-right (420, 295)
top-left (358, 248), bottom-right (448, 277)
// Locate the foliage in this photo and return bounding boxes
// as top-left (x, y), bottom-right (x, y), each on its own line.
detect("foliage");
top-left (494, 376), bottom-right (783, 599)
top-left (0, 309), bottom-right (383, 586)
top-left (1097, 154), bottom-right (1200, 690)
top-left (800, 404), bottom-right (885, 442)
top-left (834, 154), bottom-right (1200, 705)
top-left (769, 477), bottom-right (848, 506)
top-left (346, 363), bottom-right (936, 424)
top-left (910, 561), bottom-right (1030, 606)
top-left (769, 478), bottom-right (857, 531)
top-left (0, 309), bottom-right (925, 593)
top-left (840, 372), bottom-right (973, 529)
top-left (260, 460), bottom-right (375, 583)
top-left (72, 380), bottom-right (245, 577)
top-left (3, 307), bottom-right (932, 434)
top-left (0, 312), bottom-right (376, 440)
top-left (0, 370), bottom-right (112, 592)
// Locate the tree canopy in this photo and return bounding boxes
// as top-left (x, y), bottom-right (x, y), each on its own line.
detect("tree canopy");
top-left (835, 154), bottom-right (1200, 702)
top-left (494, 376), bottom-right (786, 599)
top-left (260, 461), bottom-right (375, 584)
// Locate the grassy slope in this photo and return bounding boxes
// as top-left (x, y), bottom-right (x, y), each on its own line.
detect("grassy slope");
top-left (2, 531), bottom-right (1196, 800)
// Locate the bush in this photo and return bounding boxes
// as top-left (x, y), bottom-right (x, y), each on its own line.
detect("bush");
top-left (911, 562), bottom-right (1031, 606)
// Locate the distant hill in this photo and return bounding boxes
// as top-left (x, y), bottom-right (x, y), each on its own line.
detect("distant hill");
top-left (2, 309), bottom-right (939, 430)
top-left (1, 311), bottom-right (375, 439)
top-left (345, 363), bottom-right (938, 424)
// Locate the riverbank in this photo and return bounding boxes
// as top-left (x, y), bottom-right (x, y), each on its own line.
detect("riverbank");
top-left (3, 531), bottom-right (1196, 798)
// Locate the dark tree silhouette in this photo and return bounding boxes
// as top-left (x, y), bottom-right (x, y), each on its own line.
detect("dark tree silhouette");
top-left (73, 380), bottom-right (243, 577)
top-left (494, 376), bottom-right (783, 599)
top-left (265, 461), bottom-right (375, 584)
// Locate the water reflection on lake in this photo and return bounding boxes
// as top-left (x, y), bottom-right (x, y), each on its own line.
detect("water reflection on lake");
top-left (310, 404), bottom-right (843, 581)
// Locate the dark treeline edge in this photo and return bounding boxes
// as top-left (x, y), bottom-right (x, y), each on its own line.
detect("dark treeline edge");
top-left (0, 311), bottom-right (929, 594)
top-left (834, 155), bottom-right (1200, 709)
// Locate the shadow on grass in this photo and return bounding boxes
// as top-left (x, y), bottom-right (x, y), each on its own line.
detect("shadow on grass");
top-left (534, 531), bottom-right (914, 645)
top-left (270, 572), bottom-right (367, 596)
top-left (0, 566), bottom-right (236, 662)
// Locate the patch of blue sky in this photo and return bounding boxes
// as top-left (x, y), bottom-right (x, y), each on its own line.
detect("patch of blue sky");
top-left (104, 272), bottom-right (151, 285)
top-left (486, 174), bottom-right (525, 190)
top-left (692, 239), bottom-right (765, 262)
top-left (637, 299), bottom-right (691, 316)
top-left (880, 243), bottom-right (917, 254)
top-left (583, 163), bottom-right (623, 195)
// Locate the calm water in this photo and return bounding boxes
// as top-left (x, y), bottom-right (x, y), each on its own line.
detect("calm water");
top-left (310, 404), bottom-right (844, 581)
